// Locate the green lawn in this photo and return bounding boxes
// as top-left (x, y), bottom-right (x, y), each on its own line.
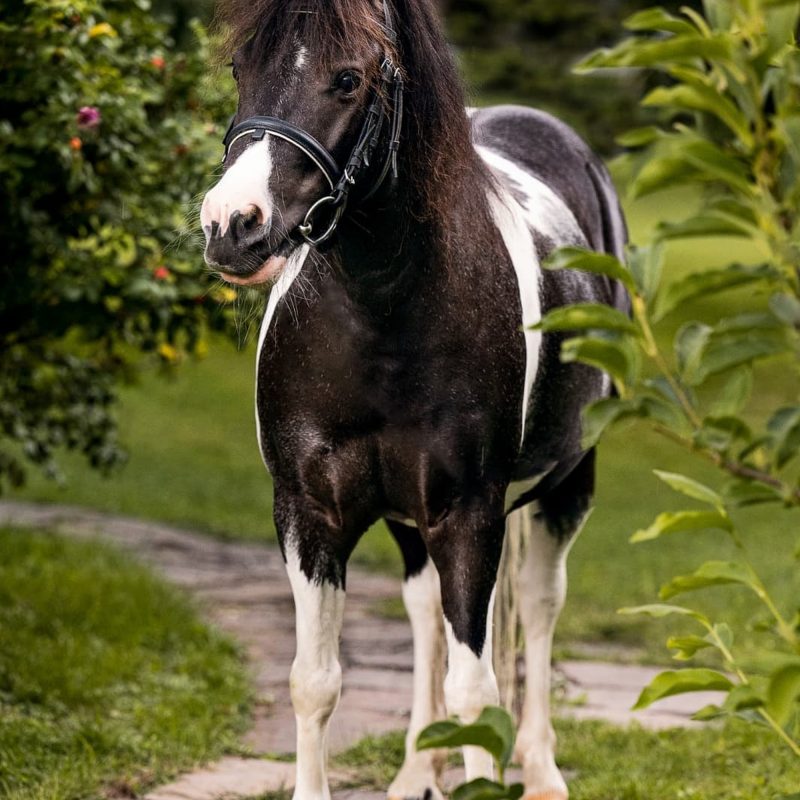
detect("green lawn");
top-left (11, 188), bottom-right (800, 665)
top-left (0, 527), bottom-right (250, 800)
top-left (327, 719), bottom-right (800, 800)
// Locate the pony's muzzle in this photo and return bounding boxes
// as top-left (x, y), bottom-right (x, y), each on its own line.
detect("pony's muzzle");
top-left (202, 203), bottom-right (271, 269)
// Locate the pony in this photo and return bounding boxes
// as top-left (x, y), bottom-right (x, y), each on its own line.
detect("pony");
top-left (200, 2), bottom-right (628, 799)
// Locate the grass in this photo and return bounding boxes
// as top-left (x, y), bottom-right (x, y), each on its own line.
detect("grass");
top-left (0, 527), bottom-right (251, 800)
top-left (325, 719), bottom-right (800, 800)
top-left (10, 188), bottom-right (800, 665)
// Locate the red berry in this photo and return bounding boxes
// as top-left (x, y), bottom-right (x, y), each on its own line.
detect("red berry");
top-left (153, 266), bottom-right (170, 280)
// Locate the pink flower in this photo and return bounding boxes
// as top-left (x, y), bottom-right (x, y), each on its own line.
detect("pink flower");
top-left (76, 106), bottom-right (101, 130)
top-left (153, 266), bottom-right (170, 281)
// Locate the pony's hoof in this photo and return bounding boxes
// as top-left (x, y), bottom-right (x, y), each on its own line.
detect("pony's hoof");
top-left (387, 774), bottom-right (443, 800)
top-left (523, 793), bottom-right (568, 800)
top-left (387, 789), bottom-right (441, 800)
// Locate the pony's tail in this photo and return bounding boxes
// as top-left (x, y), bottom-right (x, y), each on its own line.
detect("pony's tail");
top-left (493, 507), bottom-right (532, 715)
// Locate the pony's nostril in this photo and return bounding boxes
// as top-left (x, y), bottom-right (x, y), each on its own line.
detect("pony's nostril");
top-left (229, 205), bottom-right (264, 242)
top-left (241, 205), bottom-right (262, 231)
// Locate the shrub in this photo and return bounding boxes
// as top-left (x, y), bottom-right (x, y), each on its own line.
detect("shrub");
top-left (0, 0), bottom-right (235, 489)
top-left (542, 0), bottom-right (800, 760)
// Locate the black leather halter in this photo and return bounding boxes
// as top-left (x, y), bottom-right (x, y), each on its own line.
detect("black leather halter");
top-left (220, 5), bottom-right (404, 247)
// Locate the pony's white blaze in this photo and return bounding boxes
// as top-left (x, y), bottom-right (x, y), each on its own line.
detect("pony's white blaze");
top-left (254, 245), bottom-right (310, 470)
top-left (285, 547), bottom-right (345, 800)
top-left (388, 561), bottom-right (446, 800)
top-left (200, 139), bottom-right (273, 236)
top-left (443, 594), bottom-right (499, 782)
top-left (295, 46), bottom-right (308, 70)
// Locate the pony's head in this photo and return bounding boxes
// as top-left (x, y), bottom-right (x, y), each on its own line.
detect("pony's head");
top-left (200, 0), bottom-right (397, 285)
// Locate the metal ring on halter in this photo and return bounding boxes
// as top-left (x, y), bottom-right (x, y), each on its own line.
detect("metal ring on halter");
top-left (297, 196), bottom-right (345, 246)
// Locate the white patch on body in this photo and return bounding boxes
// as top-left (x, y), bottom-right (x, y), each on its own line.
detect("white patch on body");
top-left (254, 245), bottom-right (310, 470)
top-left (388, 561), bottom-right (447, 800)
top-left (201, 139), bottom-right (273, 236)
top-left (443, 591), bottom-right (500, 782)
top-left (285, 547), bottom-right (345, 800)
top-left (513, 506), bottom-right (588, 800)
top-left (475, 145), bottom-right (585, 448)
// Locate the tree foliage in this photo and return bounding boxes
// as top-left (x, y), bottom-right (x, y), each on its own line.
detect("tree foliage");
top-left (543, 0), bottom-right (800, 761)
top-left (0, 0), bottom-right (235, 490)
top-left (444, 0), bottom-right (701, 152)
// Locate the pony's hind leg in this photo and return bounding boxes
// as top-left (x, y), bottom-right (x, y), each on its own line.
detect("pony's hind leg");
top-left (515, 451), bottom-right (595, 800)
top-left (385, 521), bottom-right (447, 800)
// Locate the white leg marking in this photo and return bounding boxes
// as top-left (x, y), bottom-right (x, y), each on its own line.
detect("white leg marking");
top-left (201, 139), bottom-right (274, 235)
top-left (388, 561), bottom-right (446, 800)
top-left (514, 508), bottom-right (585, 800)
top-left (254, 244), bottom-right (310, 469)
top-left (285, 548), bottom-right (345, 800)
top-left (443, 592), bottom-right (500, 782)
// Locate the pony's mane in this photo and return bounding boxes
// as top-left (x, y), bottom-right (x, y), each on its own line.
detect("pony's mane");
top-left (214, 0), bottom-right (487, 235)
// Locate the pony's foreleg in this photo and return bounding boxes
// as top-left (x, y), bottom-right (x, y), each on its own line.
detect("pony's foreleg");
top-left (386, 522), bottom-right (446, 800)
top-left (427, 508), bottom-right (504, 782)
top-left (277, 494), bottom-right (348, 800)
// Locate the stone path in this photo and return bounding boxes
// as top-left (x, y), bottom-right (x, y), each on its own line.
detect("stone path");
top-left (0, 501), bottom-right (725, 800)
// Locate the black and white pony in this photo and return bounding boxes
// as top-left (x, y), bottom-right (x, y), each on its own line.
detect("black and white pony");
top-left (200, 2), bottom-right (628, 799)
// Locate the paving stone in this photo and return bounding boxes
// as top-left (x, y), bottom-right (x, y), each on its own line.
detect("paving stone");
top-left (144, 757), bottom-right (295, 800)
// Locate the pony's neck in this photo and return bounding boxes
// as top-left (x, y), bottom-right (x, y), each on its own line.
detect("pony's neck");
top-left (334, 146), bottom-right (488, 313)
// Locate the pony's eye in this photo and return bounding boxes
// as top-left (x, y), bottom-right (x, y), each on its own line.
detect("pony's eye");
top-left (334, 71), bottom-right (361, 95)
top-left (230, 62), bottom-right (239, 82)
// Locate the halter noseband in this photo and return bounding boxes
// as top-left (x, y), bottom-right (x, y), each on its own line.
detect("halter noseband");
top-left (220, 6), bottom-right (404, 247)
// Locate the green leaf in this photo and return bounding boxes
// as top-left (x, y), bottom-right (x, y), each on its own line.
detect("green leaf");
top-left (656, 213), bottom-right (754, 240)
top-left (623, 8), bottom-right (698, 34)
top-left (652, 470), bottom-right (725, 509)
top-left (642, 84), bottom-right (753, 148)
top-left (544, 247), bottom-right (635, 292)
top-left (667, 634), bottom-right (715, 660)
top-left (561, 336), bottom-right (639, 389)
top-left (452, 780), bottom-right (524, 800)
top-left (675, 322), bottom-right (712, 383)
top-left (580, 397), bottom-right (633, 449)
top-left (766, 406), bottom-right (800, 468)
top-left (657, 264), bottom-right (783, 320)
top-left (660, 561), bottom-right (760, 600)
top-left (696, 331), bottom-right (790, 384)
top-left (417, 707), bottom-right (516, 770)
top-left (633, 668), bottom-right (734, 710)
top-left (616, 126), bottom-right (664, 147)
top-left (723, 479), bottom-right (784, 507)
top-left (617, 603), bottom-right (711, 626)
top-left (631, 510), bottom-right (732, 543)
top-left (627, 244), bottom-right (664, 303)
top-left (709, 367), bottom-right (753, 417)
top-left (575, 35), bottom-right (732, 74)
top-left (770, 292), bottom-right (800, 325)
top-left (766, 663), bottom-right (800, 726)
top-left (629, 153), bottom-right (702, 197)
top-left (534, 304), bottom-right (637, 334)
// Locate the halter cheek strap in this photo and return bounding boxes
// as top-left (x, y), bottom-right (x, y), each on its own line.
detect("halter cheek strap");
top-left (220, 5), bottom-right (403, 247)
